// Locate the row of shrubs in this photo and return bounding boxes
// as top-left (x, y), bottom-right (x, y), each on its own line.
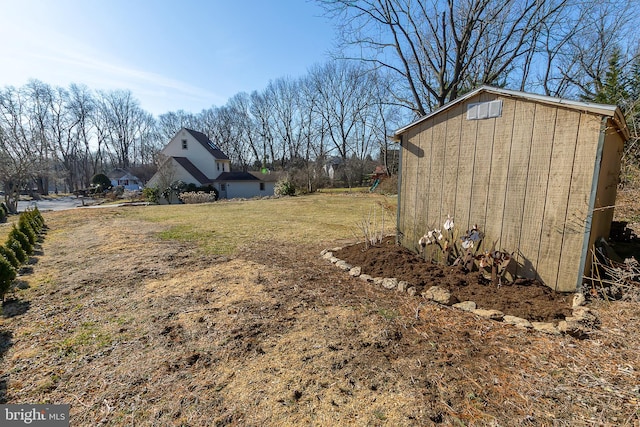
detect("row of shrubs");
top-left (0, 208), bottom-right (46, 301)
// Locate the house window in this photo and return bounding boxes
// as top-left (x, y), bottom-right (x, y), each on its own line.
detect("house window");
top-left (221, 183), bottom-right (226, 191)
top-left (217, 163), bottom-right (220, 171)
top-left (182, 139), bottom-right (188, 149)
top-left (260, 182), bottom-right (265, 191)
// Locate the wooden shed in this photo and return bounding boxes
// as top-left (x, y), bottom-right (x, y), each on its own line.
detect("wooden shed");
top-left (393, 86), bottom-right (629, 292)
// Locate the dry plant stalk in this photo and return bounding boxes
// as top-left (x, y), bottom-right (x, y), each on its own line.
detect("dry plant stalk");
top-left (353, 204), bottom-right (389, 249)
top-left (587, 247), bottom-right (640, 301)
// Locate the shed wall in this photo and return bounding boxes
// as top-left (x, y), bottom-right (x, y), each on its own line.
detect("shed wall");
top-left (398, 93), bottom-right (609, 291)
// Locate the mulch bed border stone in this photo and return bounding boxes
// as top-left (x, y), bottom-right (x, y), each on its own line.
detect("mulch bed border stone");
top-left (321, 247), bottom-right (600, 338)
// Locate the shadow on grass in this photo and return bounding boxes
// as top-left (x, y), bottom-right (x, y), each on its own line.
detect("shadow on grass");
top-left (2, 299), bottom-right (30, 318)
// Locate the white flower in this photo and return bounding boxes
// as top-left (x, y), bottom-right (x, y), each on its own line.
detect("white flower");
top-left (418, 235), bottom-right (431, 248)
top-left (461, 239), bottom-right (474, 250)
top-left (443, 215), bottom-right (454, 231)
top-left (435, 229), bottom-right (443, 241)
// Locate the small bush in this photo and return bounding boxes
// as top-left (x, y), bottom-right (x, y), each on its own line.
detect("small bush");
top-left (375, 175), bottom-right (398, 195)
top-left (7, 238), bottom-right (27, 264)
top-left (18, 216), bottom-right (37, 245)
top-left (179, 191), bottom-right (218, 204)
top-left (143, 187), bottom-right (160, 203)
top-left (274, 179), bottom-right (296, 196)
top-left (9, 226), bottom-right (32, 256)
top-left (91, 173), bottom-right (112, 191)
top-left (0, 255), bottom-right (16, 301)
top-left (0, 245), bottom-right (19, 269)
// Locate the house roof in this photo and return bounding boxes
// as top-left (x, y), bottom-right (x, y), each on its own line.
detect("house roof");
top-left (173, 157), bottom-right (212, 185)
top-left (215, 172), bottom-right (260, 182)
top-left (393, 85), bottom-right (630, 140)
top-left (184, 128), bottom-right (230, 160)
top-left (248, 171), bottom-right (282, 182)
top-left (107, 168), bottom-right (137, 180)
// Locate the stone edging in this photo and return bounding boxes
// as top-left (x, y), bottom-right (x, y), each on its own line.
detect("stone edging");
top-left (321, 247), bottom-right (598, 338)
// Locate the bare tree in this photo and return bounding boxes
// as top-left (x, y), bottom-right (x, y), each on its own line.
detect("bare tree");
top-left (319, 0), bottom-right (571, 115)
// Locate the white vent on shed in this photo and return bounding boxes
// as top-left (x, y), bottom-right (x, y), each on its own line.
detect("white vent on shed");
top-left (466, 100), bottom-right (503, 120)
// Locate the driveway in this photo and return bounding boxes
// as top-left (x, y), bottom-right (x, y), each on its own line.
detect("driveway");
top-left (17, 196), bottom-right (92, 212)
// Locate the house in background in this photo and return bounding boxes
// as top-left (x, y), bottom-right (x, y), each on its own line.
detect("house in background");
top-left (393, 86), bottom-right (629, 292)
top-left (146, 128), bottom-right (275, 199)
top-left (107, 168), bottom-right (142, 190)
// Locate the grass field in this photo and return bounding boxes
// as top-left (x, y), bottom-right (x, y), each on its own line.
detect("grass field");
top-left (122, 193), bottom-right (397, 254)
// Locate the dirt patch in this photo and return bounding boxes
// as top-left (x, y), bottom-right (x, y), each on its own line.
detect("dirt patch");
top-left (335, 237), bottom-right (573, 322)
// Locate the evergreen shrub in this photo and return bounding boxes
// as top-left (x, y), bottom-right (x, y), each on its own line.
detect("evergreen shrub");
top-left (0, 255), bottom-right (16, 301)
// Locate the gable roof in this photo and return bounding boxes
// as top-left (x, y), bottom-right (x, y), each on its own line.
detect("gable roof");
top-left (107, 168), bottom-right (138, 180)
top-left (184, 128), bottom-right (230, 160)
top-left (215, 172), bottom-right (260, 182)
top-left (394, 85), bottom-right (630, 140)
top-left (173, 157), bottom-right (212, 185)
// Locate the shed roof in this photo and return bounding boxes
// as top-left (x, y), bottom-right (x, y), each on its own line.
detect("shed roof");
top-left (184, 128), bottom-right (230, 160)
top-left (394, 86), bottom-right (629, 140)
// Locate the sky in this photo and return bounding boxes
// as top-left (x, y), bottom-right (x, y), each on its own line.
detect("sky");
top-left (0, 0), bottom-right (338, 116)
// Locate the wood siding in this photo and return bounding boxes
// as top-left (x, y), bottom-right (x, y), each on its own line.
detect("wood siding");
top-left (398, 93), bottom-right (622, 292)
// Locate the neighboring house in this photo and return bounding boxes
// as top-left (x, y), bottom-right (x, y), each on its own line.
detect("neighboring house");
top-left (146, 128), bottom-right (275, 199)
top-left (107, 168), bottom-right (142, 190)
top-left (393, 85), bottom-right (629, 292)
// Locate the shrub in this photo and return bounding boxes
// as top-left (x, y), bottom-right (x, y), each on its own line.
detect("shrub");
top-left (179, 191), bottom-right (218, 204)
top-left (274, 178), bottom-right (296, 196)
top-left (375, 175), bottom-right (398, 195)
top-left (9, 225), bottom-right (32, 255)
top-left (0, 255), bottom-right (16, 301)
top-left (18, 215), bottom-right (37, 245)
top-left (91, 173), bottom-right (112, 191)
top-left (0, 245), bottom-right (19, 269)
top-left (142, 187), bottom-right (159, 203)
top-left (24, 208), bottom-right (44, 232)
top-left (7, 238), bottom-right (26, 264)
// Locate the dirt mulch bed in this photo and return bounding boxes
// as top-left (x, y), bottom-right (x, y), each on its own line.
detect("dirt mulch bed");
top-left (335, 237), bottom-right (573, 323)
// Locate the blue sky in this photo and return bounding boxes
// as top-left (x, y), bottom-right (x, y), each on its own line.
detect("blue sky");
top-left (0, 0), bottom-right (337, 116)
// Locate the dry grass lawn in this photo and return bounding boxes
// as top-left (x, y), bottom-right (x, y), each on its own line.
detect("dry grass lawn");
top-left (0, 192), bottom-right (638, 426)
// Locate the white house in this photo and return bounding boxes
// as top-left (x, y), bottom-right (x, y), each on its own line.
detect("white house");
top-left (107, 168), bottom-right (142, 190)
top-left (147, 128), bottom-right (275, 199)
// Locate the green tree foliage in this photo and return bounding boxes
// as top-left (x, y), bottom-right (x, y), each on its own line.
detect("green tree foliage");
top-left (7, 238), bottom-right (26, 264)
top-left (18, 215), bottom-right (37, 245)
top-left (8, 225), bottom-right (32, 256)
top-left (0, 245), bottom-right (19, 269)
top-left (0, 254), bottom-right (16, 301)
top-left (91, 173), bottom-right (112, 191)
